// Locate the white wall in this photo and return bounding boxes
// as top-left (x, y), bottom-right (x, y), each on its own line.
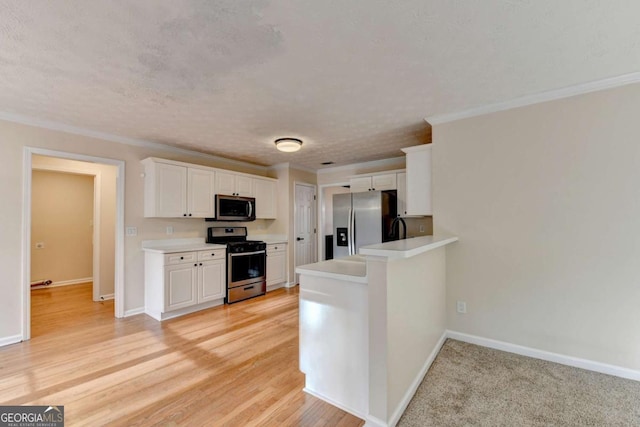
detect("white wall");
top-left (433, 83), bottom-right (640, 370)
top-left (31, 170), bottom-right (94, 283)
top-left (0, 119), bottom-right (273, 342)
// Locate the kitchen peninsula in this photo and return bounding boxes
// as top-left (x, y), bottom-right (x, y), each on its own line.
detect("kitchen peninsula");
top-left (296, 235), bottom-right (458, 427)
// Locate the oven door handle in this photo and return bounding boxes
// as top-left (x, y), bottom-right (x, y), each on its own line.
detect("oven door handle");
top-left (230, 250), bottom-right (266, 257)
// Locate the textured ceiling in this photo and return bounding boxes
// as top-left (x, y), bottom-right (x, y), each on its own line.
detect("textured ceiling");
top-left (1, 1), bottom-right (639, 169)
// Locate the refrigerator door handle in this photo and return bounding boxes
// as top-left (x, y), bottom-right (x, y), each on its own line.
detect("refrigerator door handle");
top-left (350, 207), bottom-right (356, 256)
top-left (347, 208), bottom-right (353, 256)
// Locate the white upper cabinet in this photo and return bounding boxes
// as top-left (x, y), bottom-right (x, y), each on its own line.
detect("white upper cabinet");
top-left (143, 159), bottom-right (215, 218)
top-left (350, 177), bottom-right (372, 193)
top-left (143, 157), bottom-right (279, 219)
top-left (350, 173), bottom-right (398, 193)
top-left (396, 172), bottom-right (407, 217)
top-left (401, 144), bottom-right (432, 216)
top-left (253, 178), bottom-right (277, 219)
top-left (143, 161), bottom-right (188, 218)
top-left (372, 173), bottom-right (397, 191)
top-left (187, 168), bottom-right (216, 218)
top-left (216, 171), bottom-right (254, 197)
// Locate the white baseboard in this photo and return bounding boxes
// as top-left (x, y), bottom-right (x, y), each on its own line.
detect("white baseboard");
top-left (364, 415), bottom-right (387, 427)
top-left (303, 387), bottom-right (367, 420)
top-left (446, 330), bottom-right (640, 382)
top-left (0, 334), bottom-right (22, 348)
top-left (284, 281), bottom-right (298, 288)
top-left (124, 307), bottom-right (145, 317)
top-left (386, 331), bottom-right (448, 427)
top-left (99, 293), bottom-right (114, 301)
top-left (146, 299), bottom-right (225, 321)
top-left (31, 277), bottom-right (93, 289)
top-left (266, 283), bottom-right (284, 292)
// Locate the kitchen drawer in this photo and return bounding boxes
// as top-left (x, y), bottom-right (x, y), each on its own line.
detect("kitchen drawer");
top-left (164, 252), bottom-right (197, 265)
top-left (198, 250), bottom-right (226, 261)
top-left (228, 281), bottom-right (265, 303)
top-left (267, 244), bottom-right (286, 254)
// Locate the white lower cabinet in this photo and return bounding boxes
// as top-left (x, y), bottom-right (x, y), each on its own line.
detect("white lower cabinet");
top-left (165, 263), bottom-right (198, 311)
top-left (267, 243), bottom-right (287, 288)
top-left (198, 258), bottom-right (225, 303)
top-left (145, 249), bottom-right (226, 320)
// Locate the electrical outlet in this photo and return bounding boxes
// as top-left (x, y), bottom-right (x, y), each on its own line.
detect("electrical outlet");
top-left (126, 227), bottom-right (138, 237)
top-left (35, 242), bottom-right (45, 249)
top-left (456, 301), bottom-right (467, 314)
top-left (166, 226), bottom-right (174, 235)
top-left (419, 225), bottom-right (425, 233)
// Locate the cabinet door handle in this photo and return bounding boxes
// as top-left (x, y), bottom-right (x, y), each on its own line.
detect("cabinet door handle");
top-left (194, 263), bottom-right (198, 267)
top-left (199, 263), bottom-right (202, 266)
top-left (274, 247), bottom-right (278, 250)
top-left (183, 214), bottom-right (187, 217)
top-left (211, 253), bottom-right (215, 256)
top-left (188, 213), bottom-right (192, 217)
top-left (243, 285), bottom-right (255, 290)
top-left (180, 257), bottom-right (184, 260)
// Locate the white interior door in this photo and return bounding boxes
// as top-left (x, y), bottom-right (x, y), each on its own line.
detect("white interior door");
top-left (295, 183), bottom-right (316, 280)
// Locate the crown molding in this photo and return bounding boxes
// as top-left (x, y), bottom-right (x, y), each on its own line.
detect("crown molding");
top-left (268, 162), bottom-right (291, 171)
top-left (317, 156), bottom-right (406, 174)
top-left (0, 111), bottom-right (269, 172)
top-left (426, 71), bottom-right (640, 125)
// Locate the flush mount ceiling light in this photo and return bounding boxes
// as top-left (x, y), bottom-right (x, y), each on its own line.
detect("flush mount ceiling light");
top-left (275, 137), bottom-right (303, 153)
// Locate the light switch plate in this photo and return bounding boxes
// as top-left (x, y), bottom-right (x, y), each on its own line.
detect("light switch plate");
top-left (126, 227), bottom-right (138, 236)
top-left (456, 301), bottom-right (467, 314)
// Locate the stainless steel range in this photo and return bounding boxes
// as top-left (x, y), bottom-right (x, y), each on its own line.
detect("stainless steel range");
top-left (206, 226), bottom-right (266, 303)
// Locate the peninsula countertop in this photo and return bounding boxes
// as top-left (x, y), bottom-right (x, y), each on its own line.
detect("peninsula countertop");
top-left (359, 234), bottom-right (458, 259)
top-left (295, 255), bottom-right (367, 283)
top-left (296, 235), bottom-right (458, 282)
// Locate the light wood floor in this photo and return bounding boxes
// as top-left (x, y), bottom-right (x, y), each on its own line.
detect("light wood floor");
top-left (1, 284), bottom-right (364, 426)
top-left (30, 282), bottom-right (114, 338)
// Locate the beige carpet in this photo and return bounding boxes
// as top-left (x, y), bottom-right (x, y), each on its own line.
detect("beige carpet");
top-left (398, 339), bottom-right (640, 426)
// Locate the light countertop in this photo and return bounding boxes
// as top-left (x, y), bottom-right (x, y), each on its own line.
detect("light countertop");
top-left (296, 235), bottom-right (458, 282)
top-left (249, 235), bottom-right (288, 245)
top-left (359, 235), bottom-right (458, 259)
top-left (142, 238), bottom-right (226, 254)
top-left (296, 255), bottom-right (367, 283)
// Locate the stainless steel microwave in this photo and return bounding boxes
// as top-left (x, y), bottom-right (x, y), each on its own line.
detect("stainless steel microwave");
top-left (210, 194), bottom-right (256, 221)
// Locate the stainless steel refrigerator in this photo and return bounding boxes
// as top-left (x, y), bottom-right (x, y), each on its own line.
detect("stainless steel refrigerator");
top-left (333, 190), bottom-right (398, 258)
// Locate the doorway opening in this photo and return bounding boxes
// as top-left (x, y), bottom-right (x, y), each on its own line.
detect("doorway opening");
top-left (22, 148), bottom-right (125, 341)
